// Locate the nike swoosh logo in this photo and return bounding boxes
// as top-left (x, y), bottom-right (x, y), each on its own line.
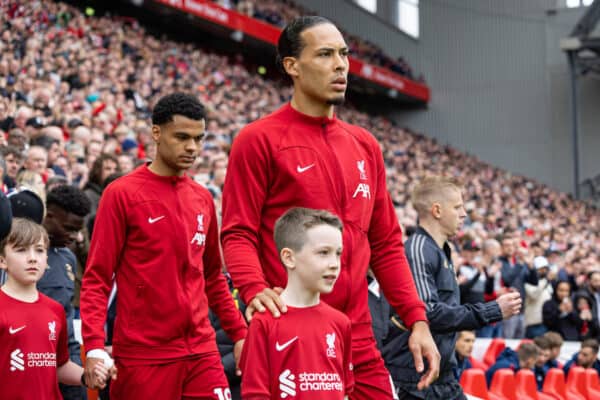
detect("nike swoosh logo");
top-left (275, 336), bottom-right (298, 351)
top-left (297, 164), bottom-right (315, 173)
top-left (9, 326), bottom-right (26, 334)
top-left (148, 216), bottom-right (165, 224)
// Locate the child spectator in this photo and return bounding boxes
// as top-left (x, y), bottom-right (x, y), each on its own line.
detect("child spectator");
top-left (240, 207), bottom-right (354, 399)
top-left (543, 331), bottom-right (564, 369)
top-left (533, 335), bottom-right (552, 390)
top-left (0, 218), bottom-right (110, 398)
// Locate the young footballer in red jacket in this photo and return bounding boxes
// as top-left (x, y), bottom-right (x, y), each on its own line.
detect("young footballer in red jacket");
top-left (0, 218), bottom-right (110, 399)
top-left (222, 16), bottom-right (440, 399)
top-left (241, 207), bottom-right (354, 399)
top-left (81, 93), bottom-right (247, 399)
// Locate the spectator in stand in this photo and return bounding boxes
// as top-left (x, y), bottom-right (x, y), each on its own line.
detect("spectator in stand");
top-left (1, 145), bottom-right (23, 190)
top-left (23, 145), bottom-right (50, 180)
top-left (544, 331), bottom-right (564, 369)
top-left (457, 239), bottom-right (487, 306)
top-left (524, 256), bottom-right (554, 338)
top-left (452, 330), bottom-right (475, 381)
top-left (0, 190), bottom-right (11, 241)
top-left (543, 280), bottom-right (581, 341)
top-left (583, 270), bottom-right (600, 323)
top-left (533, 335), bottom-right (552, 390)
top-left (499, 235), bottom-right (538, 338)
top-left (563, 339), bottom-right (600, 377)
top-left (486, 343), bottom-right (538, 386)
top-left (573, 289), bottom-right (600, 340)
top-left (83, 154), bottom-right (119, 217)
top-left (477, 238), bottom-right (504, 338)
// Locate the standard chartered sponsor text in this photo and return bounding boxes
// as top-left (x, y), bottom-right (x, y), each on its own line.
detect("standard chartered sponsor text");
top-left (299, 372), bottom-right (343, 392)
top-left (28, 352), bottom-right (56, 368)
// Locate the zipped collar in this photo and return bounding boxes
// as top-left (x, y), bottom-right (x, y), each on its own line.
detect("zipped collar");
top-left (283, 103), bottom-right (337, 126)
top-left (140, 163), bottom-right (188, 185)
top-left (415, 226), bottom-right (453, 261)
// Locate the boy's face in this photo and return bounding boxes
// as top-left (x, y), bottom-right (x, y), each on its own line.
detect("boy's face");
top-left (550, 346), bottom-right (561, 360)
top-left (536, 348), bottom-right (551, 367)
top-left (0, 238), bottom-right (48, 286)
top-left (287, 224), bottom-right (343, 295)
top-left (436, 188), bottom-right (466, 239)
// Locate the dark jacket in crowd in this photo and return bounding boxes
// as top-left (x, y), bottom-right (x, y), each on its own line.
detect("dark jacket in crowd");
top-left (486, 348), bottom-right (524, 386)
top-left (500, 256), bottom-right (538, 312)
top-left (542, 290), bottom-right (582, 341)
top-left (383, 227), bottom-right (503, 399)
top-left (452, 352), bottom-right (472, 381)
top-left (0, 190), bottom-right (11, 241)
top-left (573, 290), bottom-right (600, 341)
top-left (563, 352), bottom-right (600, 377)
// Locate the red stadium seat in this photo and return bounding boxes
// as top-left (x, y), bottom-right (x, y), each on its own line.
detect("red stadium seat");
top-left (460, 368), bottom-right (489, 399)
top-left (470, 356), bottom-right (488, 371)
top-left (542, 368), bottom-right (567, 400)
top-left (584, 369), bottom-right (600, 399)
top-left (566, 366), bottom-right (588, 399)
top-left (484, 338), bottom-right (506, 367)
top-left (515, 369), bottom-right (539, 400)
top-left (489, 368), bottom-right (516, 400)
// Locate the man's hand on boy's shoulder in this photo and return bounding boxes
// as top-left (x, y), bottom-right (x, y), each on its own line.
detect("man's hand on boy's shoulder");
top-left (245, 287), bottom-right (286, 321)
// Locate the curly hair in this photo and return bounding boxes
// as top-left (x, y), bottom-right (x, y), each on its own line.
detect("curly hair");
top-left (46, 185), bottom-right (91, 217)
top-left (276, 16), bottom-right (332, 74)
top-left (151, 93), bottom-right (206, 126)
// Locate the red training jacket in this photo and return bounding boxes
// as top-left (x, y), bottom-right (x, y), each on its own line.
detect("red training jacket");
top-left (222, 103), bottom-right (426, 342)
top-left (81, 165), bottom-right (247, 361)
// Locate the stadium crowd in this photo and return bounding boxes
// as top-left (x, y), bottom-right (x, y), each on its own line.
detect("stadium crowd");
top-left (2, 0), bottom-right (600, 398)
top-left (214, 0), bottom-right (423, 81)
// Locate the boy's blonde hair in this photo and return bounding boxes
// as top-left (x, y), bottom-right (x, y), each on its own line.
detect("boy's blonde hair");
top-left (274, 207), bottom-right (342, 253)
top-left (0, 218), bottom-right (49, 255)
top-left (411, 176), bottom-right (463, 216)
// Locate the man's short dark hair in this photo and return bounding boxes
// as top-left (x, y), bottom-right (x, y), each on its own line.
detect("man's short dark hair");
top-left (517, 343), bottom-right (539, 362)
top-left (46, 185), bottom-right (91, 217)
top-left (276, 16), bottom-right (333, 74)
top-left (274, 207), bottom-right (342, 253)
top-left (582, 339), bottom-right (599, 354)
top-left (151, 93), bottom-right (206, 126)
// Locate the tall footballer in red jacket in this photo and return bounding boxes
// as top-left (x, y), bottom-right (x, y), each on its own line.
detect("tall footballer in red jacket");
top-left (81, 93), bottom-right (247, 399)
top-left (222, 16), bottom-right (440, 399)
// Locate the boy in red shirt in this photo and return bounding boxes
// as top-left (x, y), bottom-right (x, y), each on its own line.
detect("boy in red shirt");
top-left (0, 218), bottom-right (110, 399)
top-left (241, 207), bottom-right (354, 399)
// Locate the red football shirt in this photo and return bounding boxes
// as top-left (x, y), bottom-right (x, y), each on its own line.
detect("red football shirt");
top-left (241, 302), bottom-right (354, 399)
top-left (0, 290), bottom-right (69, 400)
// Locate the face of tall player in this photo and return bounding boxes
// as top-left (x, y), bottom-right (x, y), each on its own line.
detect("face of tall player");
top-left (436, 188), bottom-right (466, 239)
top-left (287, 224), bottom-right (343, 295)
top-left (152, 115), bottom-right (205, 176)
top-left (0, 239), bottom-right (48, 288)
top-left (286, 23), bottom-right (349, 108)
